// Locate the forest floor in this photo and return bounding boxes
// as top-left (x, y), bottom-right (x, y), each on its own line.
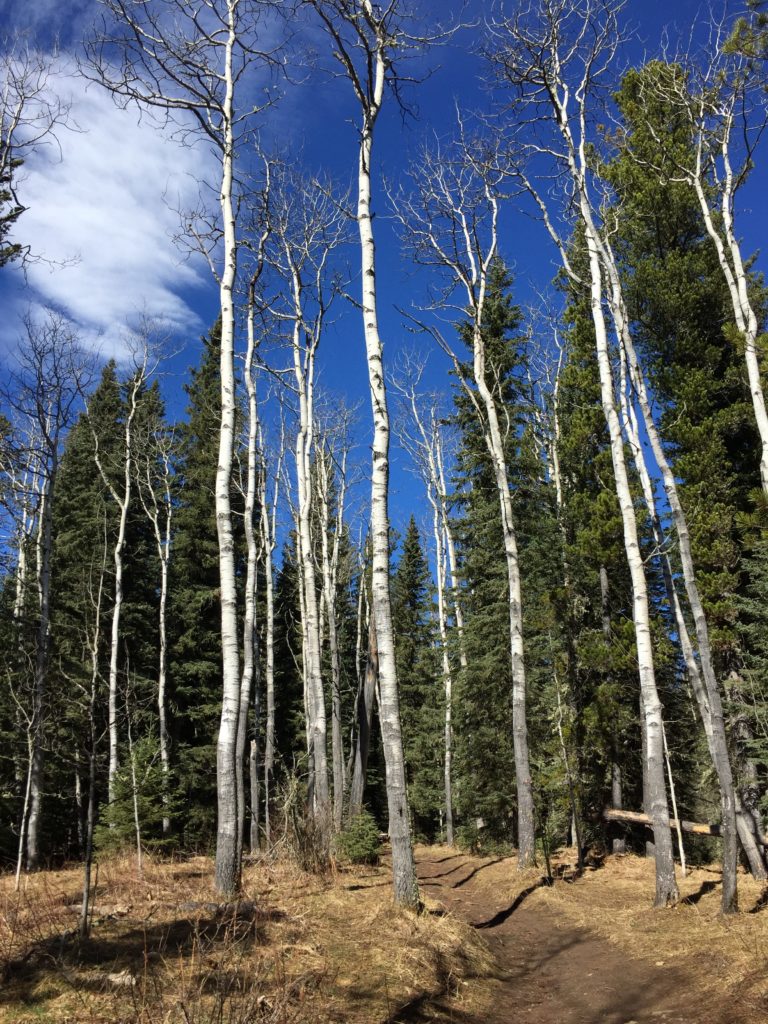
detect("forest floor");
top-left (409, 846), bottom-right (768, 1024)
top-left (0, 845), bottom-right (766, 1023)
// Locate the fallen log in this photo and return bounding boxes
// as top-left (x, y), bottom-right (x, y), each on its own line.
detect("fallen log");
top-left (603, 807), bottom-right (768, 847)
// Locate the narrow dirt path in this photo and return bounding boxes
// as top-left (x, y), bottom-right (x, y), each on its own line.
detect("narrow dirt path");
top-left (407, 850), bottom-right (743, 1024)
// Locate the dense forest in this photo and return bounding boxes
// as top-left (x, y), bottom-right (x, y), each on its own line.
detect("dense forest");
top-left (3, 0), bottom-right (768, 952)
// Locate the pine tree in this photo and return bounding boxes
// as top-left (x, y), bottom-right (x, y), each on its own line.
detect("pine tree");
top-left (170, 322), bottom-right (228, 848)
top-left (392, 517), bottom-right (441, 841)
top-left (608, 63), bottom-right (762, 674)
top-left (0, 154), bottom-right (23, 268)
top-left (450, 261), bottom-right (531, 848)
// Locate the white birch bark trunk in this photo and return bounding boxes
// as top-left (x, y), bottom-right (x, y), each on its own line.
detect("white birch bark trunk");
top-left (662, 723), bottom-right (686, 877)
top-left (214, 3), bottom-right (242, 896)
top-left (434, 433), bottom-right (468, 674)
top-left (521, 53), bottom-right (678, 901)
top-left (19, 452), bottom-right (48, 868)
top-left (470, 322), bottom-right (536, 866)
top-left (291, 316), bottom-right (329, 823)
top-left (690, 125), bottom-right (768, 496)
top-left (318, 444), bottom-right (346, 830)
top-left (26, 454), bottom-right (55, 870)
top-left (92, 368), bottom-right (143, 812)
top-left (583, 222), bottom-right (677, 905)
top-left (308, 0), bottom-right (417, 904)
top-left (260, 443), bottom-right (279, 847)
top-left (349, 609), bottom-right (378, 820)
top-left (430, 489), bottom-right (454, 845)
top-left (126, 700), bottom-right (143, 878)
top-left (237, 285), bottom-right (260, 866)
top-left (395, 154), bottom-right (536, 866)
top-left (80, 517), bottom-right (107, 939)
top-left (614, 320), bottom-right (742, 908)
top-left (139, 445), bottom-right (173, 836)
top-left (293, 496), bottom-right (315, 801)
top-left (358, 90), bottom-right (418, 906)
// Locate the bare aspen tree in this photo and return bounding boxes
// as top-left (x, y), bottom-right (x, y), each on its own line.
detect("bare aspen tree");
top-left (2, 313), bottom-right (88, 871)
top-left (86, 0), bottom-right (282, 895)
top-left (259, 420), bottom-right (283, 846)
top-left (489, 0), bottom-right (678, 903)
top-left (238, 196), bottom-right (272, 861)
top-left (79, 512), bottom-right (109, 939)
top-left (349, 594), bottom-right (378, 820)
top-left (282, 468), bottom-right (315, 794)
top-left (316, 412), bottom-right (353, 830)
top-left (628, 44), bottom-right (768, 496)
top-left (264, 169), bottom-right (347, 828)
top-left (394, 134), bottom-right (536, 866)
top-left (610, 270), bottom-right (747, 903)
top-left (137, 426), bottom-right (175, 837)
top-left (0, 39), bottom-right (69, 266)
top-left (393, 355), bottom-right (467, 672)
top-left (392, 362), bottom-right (459, 845)
top-left (531, 334), bottom-right (586, 862)
top-left (90, 344), bottom-right (150, 810)
top-left (305, 0), bottom-right (455, 904)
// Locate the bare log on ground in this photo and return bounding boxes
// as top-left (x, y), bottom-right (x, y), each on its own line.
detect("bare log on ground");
top-left (603, 808), bottom-right (768, 846)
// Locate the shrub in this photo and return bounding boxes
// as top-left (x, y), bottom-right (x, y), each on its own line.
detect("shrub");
top-left (334, 812), bottom-right (381, 865)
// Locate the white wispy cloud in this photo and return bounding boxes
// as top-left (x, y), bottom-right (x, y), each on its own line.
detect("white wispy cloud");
top-left (2, 62), bottom-right (216, 356)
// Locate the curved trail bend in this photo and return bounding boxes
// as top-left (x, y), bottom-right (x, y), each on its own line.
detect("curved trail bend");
top-left (405, 849), bottom-right (747, 1024)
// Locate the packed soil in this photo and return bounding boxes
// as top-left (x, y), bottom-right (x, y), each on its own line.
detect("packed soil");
top-left (406, 847), bottom-right (768, 1024)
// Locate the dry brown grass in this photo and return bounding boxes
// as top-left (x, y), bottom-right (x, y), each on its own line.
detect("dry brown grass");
top-left (0, 852), bottom-right (493, 1024)
top-left (535, 853), bottom-right (768, 1014)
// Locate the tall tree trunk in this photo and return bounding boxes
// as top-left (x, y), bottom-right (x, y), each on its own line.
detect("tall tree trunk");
top-left (614, 325), bottom-right (741, 905)
top-left (237, 290), bottom-right (260, 868)
top-left (139, 445), bottom-right (173, 838)
top-left (359, 104), bottom-right (418, 906)
top-left (600, 566), bottom-right (625, 856)
top-left (431, 493), bottom-right (454, 845)
top-left (80, 524), bottom-right (106, 939)
top-left (609, 249), bottom-right (740, 912)
top-left (126, 696), bottom-right (143, 878)
top-left (292, 338), bottom-right (329, 823)
top-left (691, 163), bottom-right (768, 496)
top-left (26, 458), bottom-right (56, 870)
top-left (157, 540), bottom-right (170, 836)
top-left (260, 452), bottom-right (278, 847)
top-left (435, 436), bottom-right (468, 675)
top-left (250, 653), bottom-right (261, 854)
top-left (318, 445), bottom-right (345, 831)
top-left (349, 612), bottom-right (378, 820)
top-left (471, 318), bottom-right (536, 867)
top-left (583, 223), bottom-right (677, 906)
top-left (214, 8), bottom-right (242, 896)
top-left (93, 373), bottom-right (142, 811)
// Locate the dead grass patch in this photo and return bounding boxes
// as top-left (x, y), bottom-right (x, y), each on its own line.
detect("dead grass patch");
top-left (0, 852), bottom-right (493, 1024)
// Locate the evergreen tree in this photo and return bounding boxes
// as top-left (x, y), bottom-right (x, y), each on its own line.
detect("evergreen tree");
top-left (170, 321), bottom-right (228, 848)
top-left (0, 154), bottom-right (23, 268)
top-left (608, 63), bottom-right (763, 674)
top-left (392, 516), bottom-right (441, 841)
top-left (450, 260), bottom-right (533, 847)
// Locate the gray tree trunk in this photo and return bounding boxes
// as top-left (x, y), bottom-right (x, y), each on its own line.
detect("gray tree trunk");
top-left (213, 13), bottom-right (242, 896)
top-left (349, 613), bottom-right (378, 820)
top-left (584, 225), bottom-right (677, 905)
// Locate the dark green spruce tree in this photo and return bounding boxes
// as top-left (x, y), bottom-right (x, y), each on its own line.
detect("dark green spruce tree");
top-left (392, 516), bottom-right (441, 841)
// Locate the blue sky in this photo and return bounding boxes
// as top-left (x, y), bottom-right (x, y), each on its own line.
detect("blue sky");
top-left (1, 0), bottom-right (765, 545)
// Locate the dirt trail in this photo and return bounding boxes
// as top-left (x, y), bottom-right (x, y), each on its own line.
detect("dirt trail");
top-left (408, 850), bottom-right (743, 1024)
